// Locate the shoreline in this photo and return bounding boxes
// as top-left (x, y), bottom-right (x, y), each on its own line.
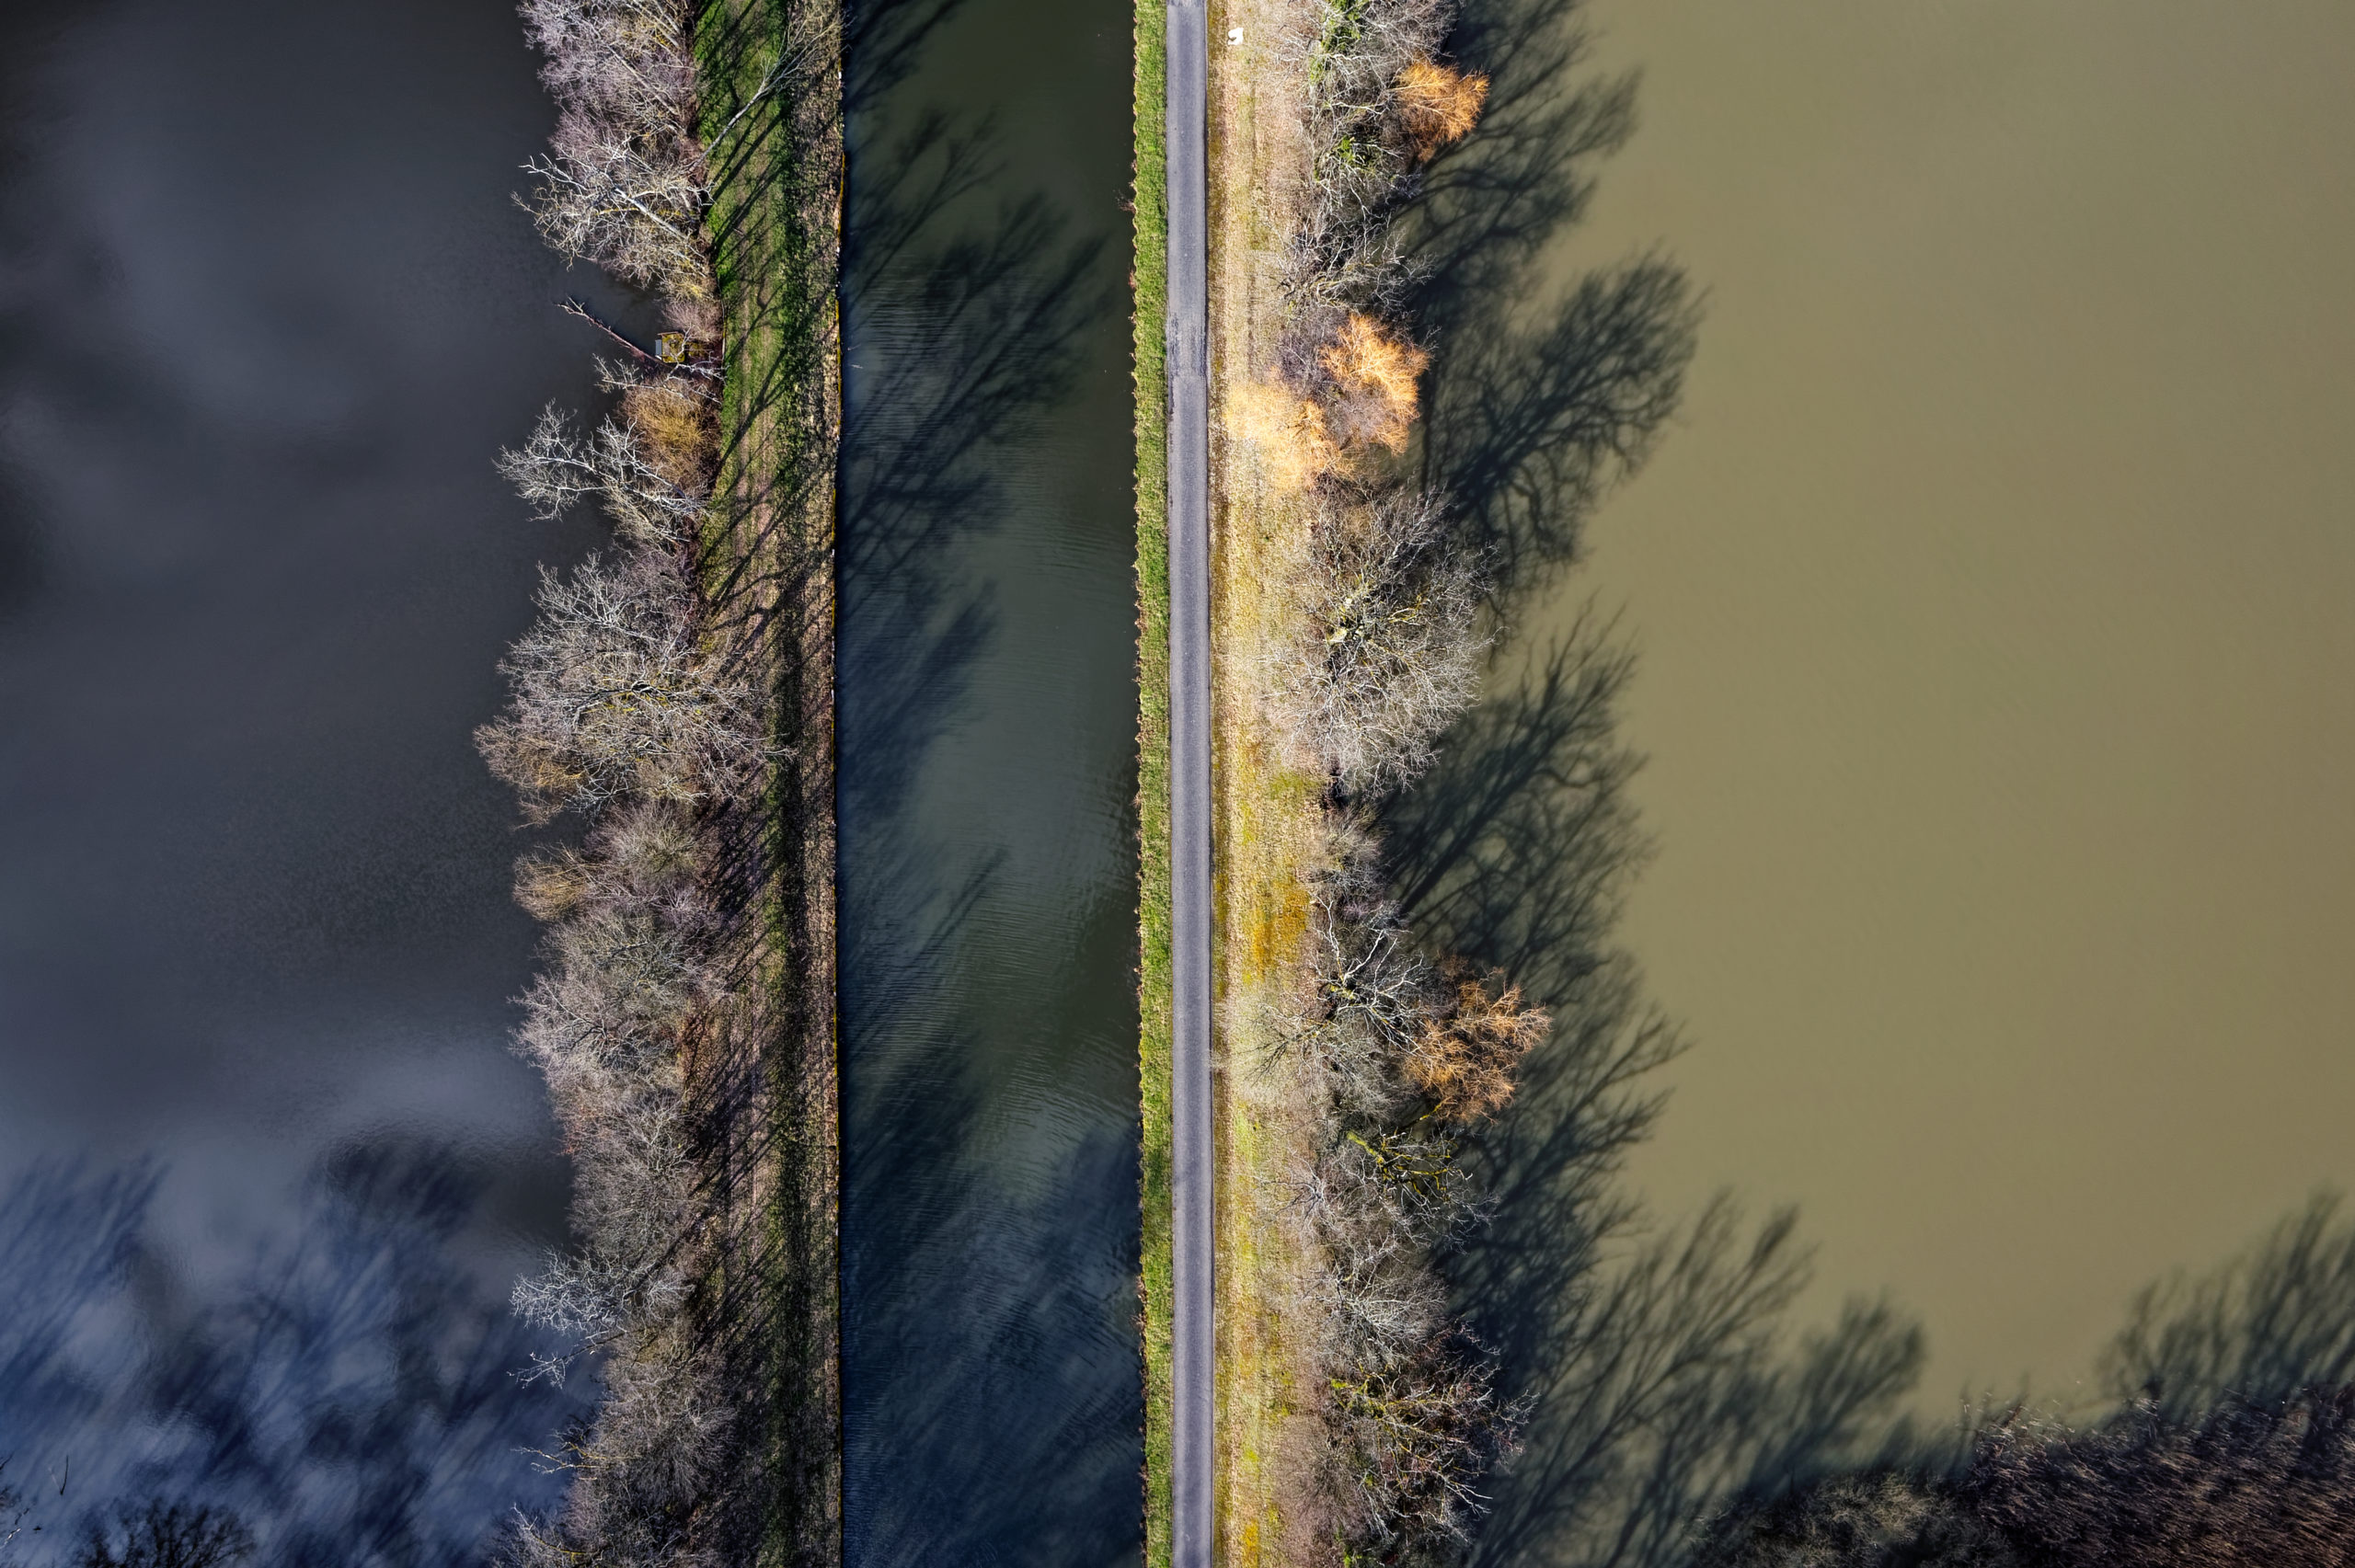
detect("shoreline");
top-left (488, 1), bottom-right (846, 1562)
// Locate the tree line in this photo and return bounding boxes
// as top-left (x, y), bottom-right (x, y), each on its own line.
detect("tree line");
top-left (481, 2), bottom-right (763, 1563)
top-left (1231, 0), bottom-right (1588, 1557)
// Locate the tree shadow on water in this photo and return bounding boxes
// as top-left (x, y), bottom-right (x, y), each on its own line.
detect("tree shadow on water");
top-left (2102, 1191), bottom-right (2355, 1422)
top-left (1368, 2), bottom-right (1934, 1560)
top-left (0, 1147), bottom-right (585, 1568)
top-left (1405, 0), bottom-right (1698, 594)
top-left (836, 86), bottom-right (1112, 824)
top-left (833, 12), bottom-right (1141, 1564)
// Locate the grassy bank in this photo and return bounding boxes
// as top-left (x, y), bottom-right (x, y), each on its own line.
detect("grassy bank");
top-left (696, 0), bottom-right (844, 1562)
top-left (1133, 0), bottom-right (1174, 1553)
top-left (1204, 0), bottom-right (1334, 1555)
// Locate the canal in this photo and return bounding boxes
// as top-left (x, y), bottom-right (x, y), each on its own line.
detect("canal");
top-left (837, 0), bottom-right (1144, 1555)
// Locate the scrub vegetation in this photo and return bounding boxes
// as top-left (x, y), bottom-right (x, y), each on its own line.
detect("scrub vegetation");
top-left (487, 0), bottom-right (843, 1562)
top-left (1198, 0), bottom-right (1707, 1552)
top-left (1220, 2), bottom-right (1541, 1547)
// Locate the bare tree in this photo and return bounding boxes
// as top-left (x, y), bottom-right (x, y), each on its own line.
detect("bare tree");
top-left (499, 404), bottom-right (709, 549)
top-left (477, 553), bottom-right (766, 823)
top-left (517, 0), bottom-right (711, 300)
top-left (1327, 1332), bottom-right (1516, 1560)
top-left (524, 129), bottom-right (709, 298)
top-left (519, 0), bottom-right (697, 133)
top-left (1277, 486), bottom-right (1488, 794)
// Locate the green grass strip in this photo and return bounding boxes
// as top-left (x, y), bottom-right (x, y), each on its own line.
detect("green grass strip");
top-left (695, 2), bottom-right (844, 1562)
top-left (1133, 0), bottom-right (1174, 1556)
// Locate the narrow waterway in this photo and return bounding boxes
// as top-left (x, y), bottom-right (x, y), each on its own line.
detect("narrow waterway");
top-left (0, 0), bottom-right (668, 1553)
top-left (837, 0), bottom-right (1143, 1558)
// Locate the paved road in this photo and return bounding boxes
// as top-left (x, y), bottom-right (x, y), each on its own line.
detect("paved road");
top-left (1165, 0), bottom-right (1212, 1558)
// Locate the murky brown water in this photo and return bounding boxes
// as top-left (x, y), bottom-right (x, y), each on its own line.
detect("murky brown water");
top-left (1517, 0), bottom-right (2355, 1412)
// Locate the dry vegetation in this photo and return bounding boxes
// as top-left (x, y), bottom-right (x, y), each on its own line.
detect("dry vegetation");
top-left (482, 0), bottom-right (836, 1562)
top-left (1210, 0), bottom-right (1555, 1557)
top-left (488, 356), bottom-right (742, 1562)
top-left (1696, 1391), bottom-right (2355, 1568)
top-left (1688, 1191), bottom-right (2355, 1567)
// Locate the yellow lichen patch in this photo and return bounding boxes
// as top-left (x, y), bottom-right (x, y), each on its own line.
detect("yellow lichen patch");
top-left (1395, 58), bottom-right (1488, 160)
top-left (1318, 312), bottom-right (1429, 453)
top-left (1233, 378), bottom-right (1341, 490)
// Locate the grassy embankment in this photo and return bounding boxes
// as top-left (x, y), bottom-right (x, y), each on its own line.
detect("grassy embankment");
top-left (1133, 0), bottom-right (1176, 1556)
top-left (696, 0), bottom-right (844, 1561)
top-left (1134, 0), bottom-right (1325, 1556)
top-left (1204, 0), bottom-right (1332, 1557)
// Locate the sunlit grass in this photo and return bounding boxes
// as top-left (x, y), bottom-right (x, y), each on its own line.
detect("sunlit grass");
top-left (1134, 0), bottom-right (1175, 1554)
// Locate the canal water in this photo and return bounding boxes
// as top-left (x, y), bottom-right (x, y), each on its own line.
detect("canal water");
top-left (837, 0), bottom-right (1143, 1556)
top-left (1415, 1), bottom-right (2355, 1549)
top-left (0, 0), bottom-right (667, 1554)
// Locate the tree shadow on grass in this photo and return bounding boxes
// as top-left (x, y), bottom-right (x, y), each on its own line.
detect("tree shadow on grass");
top-left (618, 6), bottom-right (1120, 1554)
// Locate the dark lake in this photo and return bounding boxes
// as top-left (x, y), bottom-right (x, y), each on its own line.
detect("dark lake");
top-left (1, 0), bottom-right (675, 1556)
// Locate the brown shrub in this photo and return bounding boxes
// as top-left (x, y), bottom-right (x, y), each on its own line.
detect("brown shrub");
top-left (1395, 60), bottom-right (1488, 161)
top-left (621, 377), bottom-right (715, 490)
top-left (1406, 965), bottom-right (1549, 1124)
top-left (1318, 313), bottom-right (1428, 454)
top-left (515, 848), bottom-right (595, 922)
top-left (1234, 378), bottom-right (1341, 490)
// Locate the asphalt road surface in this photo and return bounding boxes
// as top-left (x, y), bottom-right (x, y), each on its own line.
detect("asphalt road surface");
top-left (1165, 0), bottom-right (1212, 1557)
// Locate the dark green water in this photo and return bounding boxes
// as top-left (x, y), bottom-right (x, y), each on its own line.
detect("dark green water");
top-left (837, 0), bottom-right (1144, 1556)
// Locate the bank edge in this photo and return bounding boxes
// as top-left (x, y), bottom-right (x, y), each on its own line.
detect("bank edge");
top-left (1134, 0), bottom-right (1177, 1551)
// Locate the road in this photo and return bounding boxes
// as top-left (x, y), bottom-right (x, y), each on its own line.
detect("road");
top-left (1165, 0), bottom-right (1212, 1557)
